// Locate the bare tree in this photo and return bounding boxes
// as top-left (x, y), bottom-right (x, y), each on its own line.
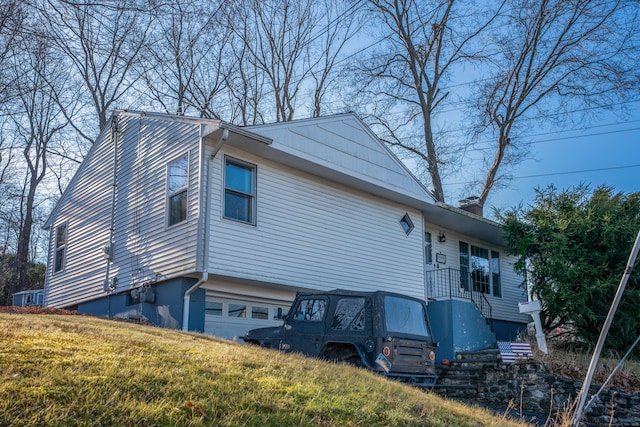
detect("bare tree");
top-left (225, 31), bottom-right (266, 125)
top-left (473, 0), bottom-right (640, 207)
top-left (0, 1), bottom-right (26, 106)
top-left (3, 29), bottom-right (69, 302)
top-left (235, 0), bottom-right (316, 122)
top-left (140, 0), bottom-right (233, 118)
top-left (308, 0), bottom-right (362, 118)
top-left (227, 0), bottom-right (358, 123)
top-left (360, 0), bottom-right (502, 203)
top-left (41, 0), bottom-right (151, 137)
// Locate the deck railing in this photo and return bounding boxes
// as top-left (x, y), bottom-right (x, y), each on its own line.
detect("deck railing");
top-left (425, 268), bottom-right (493, 328)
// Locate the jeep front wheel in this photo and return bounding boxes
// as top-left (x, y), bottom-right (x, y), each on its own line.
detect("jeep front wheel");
top-left (345, 356), bottom-right (364, 367)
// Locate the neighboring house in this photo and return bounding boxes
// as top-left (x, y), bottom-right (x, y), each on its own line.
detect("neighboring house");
top-left (43, 111), bottom-right (528, 360)
top-left (12, 289), bottom-right (44, 307)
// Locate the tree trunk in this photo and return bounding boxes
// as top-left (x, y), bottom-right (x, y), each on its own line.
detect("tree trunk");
top-left (8, 176), bottom-right (36, 304)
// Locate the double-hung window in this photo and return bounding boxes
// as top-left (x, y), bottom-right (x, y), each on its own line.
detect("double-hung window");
top-left (224, 157), bottom-right (256, 224)
top-left (167, 155), bottom-right (188, 226)
top-left (54, 223), bottom-right (67, 273)
top-left (459, 241), bottom-right (501, 297)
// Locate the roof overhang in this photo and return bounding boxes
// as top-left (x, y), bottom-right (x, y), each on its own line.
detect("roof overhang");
top-left (423, 202), bottom-right (506, 247)
top-left (203, 122), bottom-right (273, 148)
top-left (204, 122), bottom-right (430, 211)
top-left (203, 120), bottom-right (506, 248)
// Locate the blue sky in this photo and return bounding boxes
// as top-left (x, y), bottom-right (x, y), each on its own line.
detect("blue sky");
top-left (445, 105), bottom-right (640, 218)
top-left (338, 2), bottom-right (640, 219)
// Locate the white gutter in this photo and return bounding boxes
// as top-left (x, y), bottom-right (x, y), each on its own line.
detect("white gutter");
top-left (182, 127), bottom-right (229, 331)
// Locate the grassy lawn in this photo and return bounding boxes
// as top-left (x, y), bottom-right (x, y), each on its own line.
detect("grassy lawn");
top-left (0, 313), bottom-right (532, 426)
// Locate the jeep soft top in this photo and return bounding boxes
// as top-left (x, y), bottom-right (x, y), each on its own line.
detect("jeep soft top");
top-left (242, 289), bottom-right (438, 387)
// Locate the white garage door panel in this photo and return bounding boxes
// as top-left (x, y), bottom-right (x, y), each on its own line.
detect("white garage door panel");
top-left (204, 296), bottom-right (289, 341)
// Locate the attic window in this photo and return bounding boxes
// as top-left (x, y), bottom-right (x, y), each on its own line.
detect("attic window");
top-left (400, 213), bottom-right (414, 236)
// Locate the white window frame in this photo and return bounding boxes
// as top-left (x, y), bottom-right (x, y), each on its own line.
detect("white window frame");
top-left (223, 156), bottom-right (257, 225)
top-left (425, 231), bottom-right (433, 265)
top-left (205, 299), bottom-right (288, 321)
top-left (399, 213), bottom-right (414, 236)
top-left (166, 154), bottom-right (189, 227)
top-left (459, 241), bottom-right (502, 297)
top-left (53, 223), bottom-right (68, 274)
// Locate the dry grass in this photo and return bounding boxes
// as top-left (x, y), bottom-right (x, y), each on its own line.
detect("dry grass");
top-left (532, 342), bottom-right (640, 393)
top-left (0, 313), bottom-right (532, 427)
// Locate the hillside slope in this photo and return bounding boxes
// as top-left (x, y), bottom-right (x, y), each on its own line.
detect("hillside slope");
top-left (0, 313), bottom-right (529, 426)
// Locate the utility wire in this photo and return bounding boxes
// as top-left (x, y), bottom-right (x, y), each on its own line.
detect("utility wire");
top-left (443, 164), bottom-right (640, 186)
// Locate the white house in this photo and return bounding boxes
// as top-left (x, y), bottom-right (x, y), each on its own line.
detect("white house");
top-left (43, 111), bottom-right (528, 359)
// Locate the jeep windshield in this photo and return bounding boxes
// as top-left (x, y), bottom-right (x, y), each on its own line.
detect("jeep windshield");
top-left (384, 296), bottom-right (431, 337)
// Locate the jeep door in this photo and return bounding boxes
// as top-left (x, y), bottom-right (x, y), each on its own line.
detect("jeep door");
top-left (283, 296), bottom-right (329, 356)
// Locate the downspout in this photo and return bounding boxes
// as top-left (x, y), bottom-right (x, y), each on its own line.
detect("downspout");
top-left (182, 127), bottom-right (229, 331)
top-left (103, 115), bottom-right (120, 297)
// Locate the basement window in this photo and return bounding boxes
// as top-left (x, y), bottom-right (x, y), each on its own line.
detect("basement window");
top-left (399, 213), bottom-right (414, 236)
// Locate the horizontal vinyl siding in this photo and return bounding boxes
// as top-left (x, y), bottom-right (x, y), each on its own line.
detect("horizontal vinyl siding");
top-left (46, 122), bottom-right (118, 307)
top-left (249, 116), bottom-right (429, 202)
top-left (424, 224), bottom-right (528, 323)
top-left (46, 115), bottom-right (202, 307)
top-left (207, 146), bottom-right (426, 300)
top-left (109, 116), bottom-right (201, 286)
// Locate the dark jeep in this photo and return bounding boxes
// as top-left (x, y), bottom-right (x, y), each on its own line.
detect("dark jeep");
top-left (241, 289), bottom-right (438, 387)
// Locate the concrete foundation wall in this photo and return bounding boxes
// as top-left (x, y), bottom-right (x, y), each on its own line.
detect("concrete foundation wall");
top-left (77, 277), bottom-right (205, 332)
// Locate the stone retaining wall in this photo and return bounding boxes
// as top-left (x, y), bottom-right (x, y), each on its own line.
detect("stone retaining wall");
top-left (435, 354), bottom-right (640, 426)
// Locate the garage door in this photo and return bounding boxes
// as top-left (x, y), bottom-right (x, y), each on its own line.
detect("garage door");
top-left (204, 295), bottom-right (291, 341)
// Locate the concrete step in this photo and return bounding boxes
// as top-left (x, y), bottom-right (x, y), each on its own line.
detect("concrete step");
top-left (455, 349), bottom-right (500, 362)
top-left (436, 375), bottom-right (478, 385)
top-left (450, 360), bottom-right (498, 369)
top-left (437, 365), bottom-right (480, 375)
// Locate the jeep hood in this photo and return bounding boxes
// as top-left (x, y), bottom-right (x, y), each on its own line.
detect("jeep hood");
top-left (241, 325), bottom-right (283, 342)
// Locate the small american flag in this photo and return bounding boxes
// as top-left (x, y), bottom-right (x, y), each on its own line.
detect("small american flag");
top-left (498, 341), bottom-right (533, 363)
